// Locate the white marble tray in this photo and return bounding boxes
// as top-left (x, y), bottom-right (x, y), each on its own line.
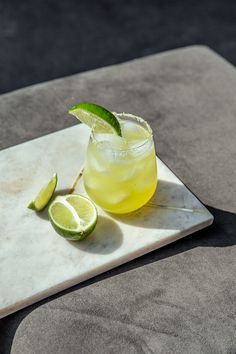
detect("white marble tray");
top-left (0, 124), bottom-right (213, 318)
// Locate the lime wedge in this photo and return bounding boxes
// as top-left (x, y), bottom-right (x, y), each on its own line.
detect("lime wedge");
top-left (48, 194), bottom-right (97, 241)
top-left (68, 103), bottom-right (122, 136)
top-left (28, 173), bottom-right (58, 211)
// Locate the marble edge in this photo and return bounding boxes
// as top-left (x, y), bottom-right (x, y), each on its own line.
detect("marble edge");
top-left (0, 213), bottom-right (213, 320)
top-left (157, 155), bottom-right (214, 217)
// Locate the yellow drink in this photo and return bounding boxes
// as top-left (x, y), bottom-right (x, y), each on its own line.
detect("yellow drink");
top-left (84, 113), bottom-right (157, 214)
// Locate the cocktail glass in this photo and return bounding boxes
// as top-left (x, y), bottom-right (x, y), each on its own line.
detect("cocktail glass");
top-left (83, 113), bottom-right (157, 214)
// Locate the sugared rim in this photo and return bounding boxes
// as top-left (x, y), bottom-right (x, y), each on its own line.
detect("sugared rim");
top-left (90, 112), bottom-right (153, 152)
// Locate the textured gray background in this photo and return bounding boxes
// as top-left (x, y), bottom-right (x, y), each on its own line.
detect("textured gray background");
top-left (0, 46), bottom-right (235, 353)
top-left (1, 0), bottom-right (236, 94)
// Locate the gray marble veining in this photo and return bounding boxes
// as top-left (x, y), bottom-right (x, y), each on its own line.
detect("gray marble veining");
top-left (0, 124), bottom-right (213, 318)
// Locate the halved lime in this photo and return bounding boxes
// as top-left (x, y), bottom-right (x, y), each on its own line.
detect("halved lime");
top-left (28, 173), bottom-right (58, 211)
top-left (48, 194), bottom-right (97, 241)
top-left (68, 103), bottom-right (122, 136)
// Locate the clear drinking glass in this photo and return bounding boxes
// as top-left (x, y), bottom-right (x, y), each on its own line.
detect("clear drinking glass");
top-left (83, 113), bottom-right (158, 214)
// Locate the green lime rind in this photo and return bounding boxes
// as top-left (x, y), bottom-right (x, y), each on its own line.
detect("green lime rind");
top-left (48, 194), bottom-right (98, 241)
top-left (27, 173), bottom-right (58, 212)
top-left (27, 201), bottom-right (36, 210)
top-left (49, 216), bottom-right (97, 241)
top-left (68, 103), bottom-right (122, 137)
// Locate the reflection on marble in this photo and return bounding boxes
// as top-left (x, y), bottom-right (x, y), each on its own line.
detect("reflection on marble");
top-left (0, 124), bottom-right (213, 318)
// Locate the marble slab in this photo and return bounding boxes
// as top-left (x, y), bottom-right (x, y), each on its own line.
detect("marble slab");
top-left (0, 124), bottom-right (213, 319)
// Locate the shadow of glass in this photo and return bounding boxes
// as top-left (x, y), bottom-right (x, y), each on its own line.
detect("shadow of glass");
top-left (35, 208), bottom-right (48, 221)
top-left (54, 188), bottom-right (71, 197)
top-left (69, 215), bottom-right (123, 255)
top-left (110, 179), bottom-right (211, 230)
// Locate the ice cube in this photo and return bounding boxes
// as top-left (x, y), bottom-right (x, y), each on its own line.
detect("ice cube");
top-left (128, 143), bottom-right (148, 160)
top-left (128, 139), bottom-right (145, 149)
top-left (107, 191), bottom-right (130, 204)
top-left (84, 176), bottom-right (100, 190)
top-left (94, 134), bottom-right (111, 142)
top-left (95, 134), bottom-right (127, 150)
top-left (86, 153), bottom-right (107, 173)
top-left (121, 121), bottom-right (148, 141)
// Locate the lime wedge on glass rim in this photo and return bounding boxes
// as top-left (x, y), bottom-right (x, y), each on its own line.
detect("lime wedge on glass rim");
top-left (28, 173), bottom-right (58, 211)
top-left (48, 194), bottom-right (97, 241)
top-left (68, 103), bottom-right (122, 136)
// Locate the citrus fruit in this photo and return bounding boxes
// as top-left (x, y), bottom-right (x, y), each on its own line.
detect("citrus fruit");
top-left (28, 173), bottom-right (57, 211)
top-left (68, 103), bottom-right (122, 136)
top-left (48, 194), bottom-right (97, 241)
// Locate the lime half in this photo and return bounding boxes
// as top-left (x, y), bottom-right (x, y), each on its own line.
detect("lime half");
top-left (48, 194), bottom-right (97, 241)
top-left (68, 103), bottom-right (122, 136)
top-left (28, 173), bottom-right (58, 211)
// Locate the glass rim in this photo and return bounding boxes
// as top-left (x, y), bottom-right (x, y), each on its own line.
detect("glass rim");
top-left (90, 112), bottom-right (153, 153)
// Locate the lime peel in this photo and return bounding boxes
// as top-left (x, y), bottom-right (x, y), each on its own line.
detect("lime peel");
top-left (68, 103), bottom-right (122, 137)
top-left (28, 173), bottom-right (58, 212)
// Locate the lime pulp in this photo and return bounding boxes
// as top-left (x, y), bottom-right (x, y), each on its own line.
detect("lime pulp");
top-left (28, 173), bottom-right (58, 211)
